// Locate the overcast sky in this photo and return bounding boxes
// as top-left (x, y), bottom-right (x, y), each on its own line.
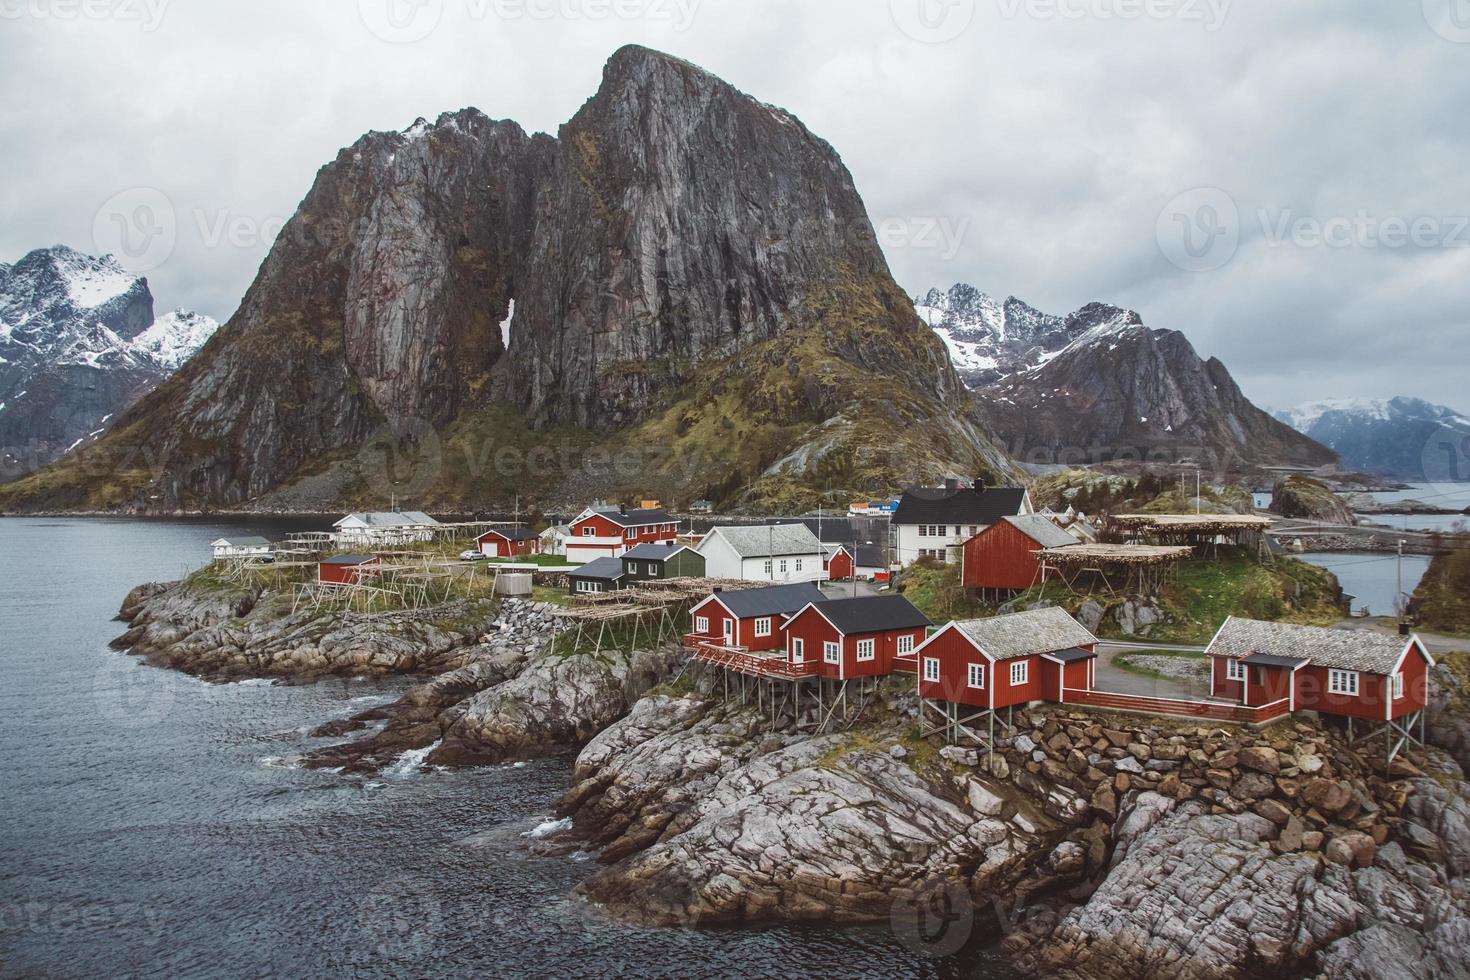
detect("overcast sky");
top-left (2, 0), bottom-right (1466, 412)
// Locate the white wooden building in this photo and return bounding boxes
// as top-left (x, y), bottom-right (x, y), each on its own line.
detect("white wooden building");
top-left (695, 524), bottom-right (829, 583)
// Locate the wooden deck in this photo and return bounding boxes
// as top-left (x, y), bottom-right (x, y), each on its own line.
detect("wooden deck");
top-left (691, 641), bottom-right (817, 680)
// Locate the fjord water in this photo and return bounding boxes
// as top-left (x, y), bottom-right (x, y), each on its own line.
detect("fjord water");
top-left (0, 518), bottom-right (1003, 978)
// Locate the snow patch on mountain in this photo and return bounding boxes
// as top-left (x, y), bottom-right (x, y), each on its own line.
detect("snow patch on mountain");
top-left (1273, 396), bottom-right (1470, 479)
top-left (131, 309), bottom-right (218, 370)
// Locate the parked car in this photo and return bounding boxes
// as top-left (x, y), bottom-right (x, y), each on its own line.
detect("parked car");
top-left (459, 549), bottom-right (487, 562)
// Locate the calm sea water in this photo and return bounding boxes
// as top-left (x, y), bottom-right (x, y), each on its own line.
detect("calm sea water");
top-left (1297, 551), bottom-right (1432, 617)
top-left (0, 517), bottom-right (1006, 979)
top-left (1355, 483), bottom-right (1470, 533)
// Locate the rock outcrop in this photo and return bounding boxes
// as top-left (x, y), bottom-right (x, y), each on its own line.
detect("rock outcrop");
top-left (1272, 475), bottom-right (1358, 524)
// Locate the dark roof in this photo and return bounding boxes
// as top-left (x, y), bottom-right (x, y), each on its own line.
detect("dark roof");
top-left (622, 543), bottom-right (688, 561)
top-left (853, 545), bottom-right (886, 568)
top-left (891, 486), bottom-right (1028, 526)
top-left (588, 507), bottom-right (675, 528)
top-left (569, 557), bottom-right (626, 580)
top-left (804, 595), bottom-right (931, 634)
top-left (1241, 652), bottom-right (1311, 669)
top-left (479, 526), bottom-right (537, 541)
top-left (323, 554), bottom-right (377, 565)
top-left (770, 518), bottom-right (857, 544)
top-left (709, 583), bottom-right (826, 619)
top-left (1046, 647), bottom-right (1097, 663)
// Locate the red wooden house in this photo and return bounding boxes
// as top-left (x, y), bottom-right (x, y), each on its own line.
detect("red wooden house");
top-left (1206, 617), bottom-right (1432, 724)
top-left (915, 607), bottom-right (1100, 726)
top-left (781, 595), bottom-right (931, 680)
top-left (685, 583), bottom-right (827, 652)
top-left (477, 526), bottom-right (539, 558)
top-left (823, 545), bottom-right (855, 581)
top-left (568, 505), bottom-right (677, 564)
top-left (961, 514), bottom-right (1077, 596)
top-left (317, 554), bottom-right (381, 585)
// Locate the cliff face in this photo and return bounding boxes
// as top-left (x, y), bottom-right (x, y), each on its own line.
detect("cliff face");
top-left (977, 316), bottom-right (1336, 469)
top-left (1, 46), bottom-right (1003, 512)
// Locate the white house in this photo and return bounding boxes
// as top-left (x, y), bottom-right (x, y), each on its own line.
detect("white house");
top-left (890, 484), bottom-right (1033, 566)
top-left (333, 511), bottom-right (440, 547)
top-left (211, 536), bottom-right (273, 560)
top-left (695, 524), bottom-right (829, 583)
top-left (539, 524), bottom-right (572, 557)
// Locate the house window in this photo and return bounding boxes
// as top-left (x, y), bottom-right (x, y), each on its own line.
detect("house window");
top-left (754, 617), bottom-right (772, 638)
top-left (969, 525), bottom-right (979, 537)
top-left (625, 527), bottom-right (636, 539)
top-left (824, 641), bottom-right (840, 664)
top-left (857, 639), bottom-right (875, 661)
top-left (1328, 669), bottom-right (1359, 696)
top-left (581, 526), bottom-right (595, 536)
top-left (1226, 659), bottom-right (1246, 682)
top-left (763, 559), bottom-right (773, 576)
top-left (897, 634), bottom-right (914, 655)
top-left (779, 559), bottom-right (788, 575)
top-left (695, 616), bottom-right (709, 634)
top-left (953, 526), bottom-right (960, 537)
top-left (1392, 672), bottom-right (1404, 699)
top-left (923, 657), bottom-right (940, 682)
top-left (1010, 660), bottom-right (1028, 686)
top-left (791, 637), bottom-right (805, 662)
top-left (968, 663), bottom-right (985, 688)
top-left (795, 559), bottom-right (803, 572)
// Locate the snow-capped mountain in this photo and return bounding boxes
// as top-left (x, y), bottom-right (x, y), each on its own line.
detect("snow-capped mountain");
top-left (916, 283), bottom-right (1334, 468)
top-left (1273, 397), bottom-right (1470, 481)
top-left (0, 246), bottom-right (217, 479)
top-left (914, 283), bottom-right (1139, 386)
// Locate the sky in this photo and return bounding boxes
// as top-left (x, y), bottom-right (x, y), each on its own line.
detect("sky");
top-left (1, 0), bottom-right (1467, 413)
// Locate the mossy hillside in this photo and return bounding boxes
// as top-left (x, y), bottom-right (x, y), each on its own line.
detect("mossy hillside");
top-left (1412, 547), bottom-right (1470, 635)
top-left (1028, 469), bottom-right (1254, 516)
top-left (1271, 475), bottom-right (1355, 523)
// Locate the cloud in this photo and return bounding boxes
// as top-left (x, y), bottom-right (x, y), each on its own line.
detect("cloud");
top-left (0, 0), bottom-right (1464, 412)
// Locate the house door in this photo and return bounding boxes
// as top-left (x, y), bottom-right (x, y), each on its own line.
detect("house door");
top-left (791, 638), bottom-right (805, 664)
top-left (723, 619), bottom-right (734, 646)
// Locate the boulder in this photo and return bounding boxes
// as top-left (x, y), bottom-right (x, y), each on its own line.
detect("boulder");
top-left (1239, 746), bottom-right (1280, 774)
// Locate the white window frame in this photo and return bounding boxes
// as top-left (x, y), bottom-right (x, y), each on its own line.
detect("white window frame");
top-left (754, 617), bottom-right (772, 638)
top-left (897, 634), bottom-right (914, 655)
top-left (823, 641), bottom-right (840, 664)
top-left (1009, 660), bottom-right (1028, 686)
top-left (791, 637), bottom-right (805, 663)
top-left (922, 657), bottom-right (940, 682)
top-left (795, 558), bottom-right (803, 572)
top-left (763, 559), bottom-right (773, 576)
top-left (1392, 672), bottom-right (1404, 699)
top-left (1328, 669), bottom-right (1359, 696)
top-left (968, 662), bottom-right (985, 689)
top-left (694, 615), bottom-right (709, 635)
top-left (856, 639), bottom-right (875, 662)
top-left (581, 526), bottom-right (595, 536)
top-left (779, 559), bottom-right (788, 575)
top-left (625, 527), bottom-right (636, 539)
top-left (1226, 659), bottom-right (1246, 682)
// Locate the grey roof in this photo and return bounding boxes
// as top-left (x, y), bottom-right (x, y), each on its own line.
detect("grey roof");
top-left (709, 583), bottom-right (826, 619)
top-left (1046, 647), bottom-right (1097, 663)
top-left (892, 486), bottom-right (1027, 526)
top-left (591, 507), bottom-right (675, 528)
top-left (622, 543), bottom-right (689, 561)
top-left (1242, 652), bottom-right (1310, 669)
top-left (771, 518), bottom-right (857, 544)
top-left (1001, 514), bottom-right (1077, 549)
top-left (480, 526), bottom-right (537, 541)
top-left (337, 511), bottom-right (439, 527)
top-left (323, 554), bottom-right (377, 565)
top-left (706, 523), bottom-right (824, 558)
top-left (803, 595), bottom-right (931, 634)
top-left (569, 556), bottom-right (626, 581)
top-left (853, 545), bottom-right (886, 568)
top-left (1207, 617), bottom-right (1423, 674)
top-left (946, 607), bottom-right (1099, 661)
top-left (214, 536), bottom-right (271, 547)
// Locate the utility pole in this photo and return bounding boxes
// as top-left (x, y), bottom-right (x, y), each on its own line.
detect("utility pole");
top-left (1396, 538), bottom-right (1405, 620)
top-left (1195, 468), bottom-right (1201, 515)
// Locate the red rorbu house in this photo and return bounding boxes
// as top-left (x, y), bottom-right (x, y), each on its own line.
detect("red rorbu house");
top-left (685, 583), bottom-right (827, 654)
top-left (477, 526), bottom-right (540, 558)
top-left (915, 607), bottom-right (1100, 744)
top-left (823, 544), bottom-right (855, 582)
top-left (961, 514), bottom-right (1078, 600)
top-left (1206, 617), bottom-right (1432, 756)
top-left (781, 595), bottom-right (931, 681)
top-left (567, 505), bottom-right (678, 564)
top-left (317, 554), bottom-right (381, 585)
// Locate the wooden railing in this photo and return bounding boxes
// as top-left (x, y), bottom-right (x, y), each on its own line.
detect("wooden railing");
top-left (692, 642), bottom-right (817, 680)
top-left (1063, 688), bottom-right (1291, 724)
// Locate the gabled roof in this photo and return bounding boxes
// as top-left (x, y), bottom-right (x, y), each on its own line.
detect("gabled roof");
top-left (212, 536), bottom-right (272, 547)
top-left (770, 518), bottom-right (857, 544)
top-left (853, 545), bottom-right (886, 569)
top-left (704, 583), bottom-right (826, 619)
top-left (540, 524), bottom-right (572, 536)
top-left (998, 514), bottom-right (1077, 549)
top-left (941, 607), bottom-right (1099, 661)
top-left (334, 511), bottom-right (439, 528)
top-left (795, 595), bottom-right (931, 635)
top-left (478, 526), bottom-right (537, 542)
top-left (1206, 617), bottom-right (1428, 674)
top-left (322, 554), bottom-right (378, 565)
top-left (702, 524), bottom-right (824, 558)
top-left (892, 486), bottom-right (1028, 526)
top-left (578, 507), bottom-right (674, 528)
top-left (569, 556), bottom-right (626, 580)
top-left (1044, 647), bottom-right (1097, 664)
top-left (622, 543), bottom-right (690, 561)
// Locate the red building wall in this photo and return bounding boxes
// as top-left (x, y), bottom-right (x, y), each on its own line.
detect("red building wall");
top-left (478, 533), bottom-right (537, 558)
top-left (571, 514), bottom-right (677, 545)
top-left (917, 626), bottom-right (1076, 709)
top-left (961, 521), bottom-right (1046, 592)
top-left (1040, 657), bottom-right (1094, 701)
top-left (1213, 642), bottom-right (1430, 720)
top-left (781, 607), bottom-right (925, 679)
top-left (688, 597), bottom-right (785, 651)
top-left (825, 549), bottom-right (855, 581)
top-left (318, 559), bottom-right (379, 585)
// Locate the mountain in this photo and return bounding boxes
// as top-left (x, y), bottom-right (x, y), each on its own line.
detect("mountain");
top-left (918, 284), bottom-right (1336, 468)
top-left (1274, 397), bottom-right (1470, 481)
top-left (0, 47), bottom-right (1009, 513)
top-left (0, 246), bottom-right (216, 480)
